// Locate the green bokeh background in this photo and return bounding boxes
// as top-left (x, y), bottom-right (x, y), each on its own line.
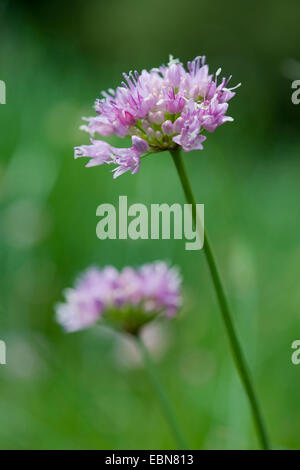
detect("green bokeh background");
top-left (0, 0), bottom-right (299, 449)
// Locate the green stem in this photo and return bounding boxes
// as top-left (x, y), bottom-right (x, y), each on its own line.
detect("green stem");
top-left (170, 149), bottom-right (270, 450)
top-left (136, 335), bottom-right (188, 450)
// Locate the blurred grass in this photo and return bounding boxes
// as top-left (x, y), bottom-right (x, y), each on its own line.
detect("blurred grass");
top-left (0, 0), bottom-right (300, 449)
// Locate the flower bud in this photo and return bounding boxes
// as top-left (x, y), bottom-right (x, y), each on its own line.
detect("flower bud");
top-left (162, 120), bottom-right (174, 136)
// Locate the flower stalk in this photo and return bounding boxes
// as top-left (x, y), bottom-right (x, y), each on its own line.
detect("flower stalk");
top-left (170, 148), bottom-right (270, 450)
top-left (136, 335), bottom-right (188, 450)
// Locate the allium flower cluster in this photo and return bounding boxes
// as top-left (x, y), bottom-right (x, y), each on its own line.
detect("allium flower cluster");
top-left (56, 261), bottom-right (182, 334)
top-left (75, 55), bottom-right (240, 178)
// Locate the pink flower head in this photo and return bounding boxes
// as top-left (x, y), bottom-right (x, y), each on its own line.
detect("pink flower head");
top-left (75, 55), bottom-right (240, 177)
top-left (56, 261), bottom-right (182, 334)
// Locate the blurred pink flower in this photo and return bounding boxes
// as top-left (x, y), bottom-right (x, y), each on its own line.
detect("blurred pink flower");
top-left (56, 261), bottom-right (182, 334)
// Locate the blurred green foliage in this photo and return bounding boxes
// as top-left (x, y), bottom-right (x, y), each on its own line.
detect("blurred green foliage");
top-left (0, 0), bottom-right (299, 449)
